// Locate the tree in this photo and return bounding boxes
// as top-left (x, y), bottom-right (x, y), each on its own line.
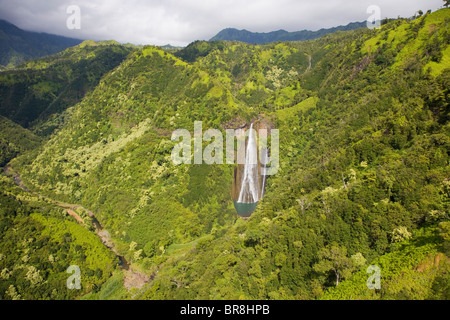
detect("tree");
top-left (438, 222), bottom-right (450, 254)
top-left (391, 226), bottom-right (412, 243)
top-left (313, 243), bottom-right (354, 286)
top-left (444, 1), bottom-right (449, 8)
top-left (144, 241), bottom-right (156, 257)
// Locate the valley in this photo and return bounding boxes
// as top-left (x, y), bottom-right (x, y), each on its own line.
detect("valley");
top-left (0, 8), bottom-right (449, 301)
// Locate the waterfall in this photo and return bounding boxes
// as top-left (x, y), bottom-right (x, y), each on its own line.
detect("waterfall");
top-left (238, 123), bottom-right (260, 203)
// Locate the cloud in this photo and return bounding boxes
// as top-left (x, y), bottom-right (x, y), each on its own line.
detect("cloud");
top-left (0, 0), bottom-right (444, 46)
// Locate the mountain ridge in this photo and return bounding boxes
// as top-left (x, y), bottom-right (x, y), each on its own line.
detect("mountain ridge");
top-left (0, 19), bottom-right (83, 67)
top-left (209, 21), bottom-right (367, 44)
top-left (0, 39), bottom-right (133, 133)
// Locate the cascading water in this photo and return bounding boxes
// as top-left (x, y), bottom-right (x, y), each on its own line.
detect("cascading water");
top-left (237, 123), bottom-right (259, 203)
top-left (233, 123), bottom-right (267, 217)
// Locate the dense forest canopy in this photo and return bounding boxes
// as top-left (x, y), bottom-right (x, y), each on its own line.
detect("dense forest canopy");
top-left (0, 8), bottom-right (449, 300)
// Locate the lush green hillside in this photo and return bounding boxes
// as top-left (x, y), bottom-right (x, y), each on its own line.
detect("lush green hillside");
top-left (321, 224), bottom-right (449, 300)
top-left (0, 115), bottom-right (41, 166)
top-left (0, 40), bottom-right (134, 135)
top-left (0, 173), bottom-right (119, 300)
top-left (210, 22), bottom-right (367, 44)
top-left (12, 44), bottom-right (250, 252)
top-left (138, 9), bottom-right (449, 299)
top-left (0, 19), bottom-right (82, 68)
top-left (2, 8), bottom-right (449, 300)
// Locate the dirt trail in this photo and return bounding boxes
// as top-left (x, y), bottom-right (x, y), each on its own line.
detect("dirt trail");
top-left (67, 209), bottom-right (84, 224)
top-left (3, 165), bottom-right (154, 291)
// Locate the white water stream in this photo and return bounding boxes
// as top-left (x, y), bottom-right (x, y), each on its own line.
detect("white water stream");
top-left (238, 123), bottom-right (260, 203)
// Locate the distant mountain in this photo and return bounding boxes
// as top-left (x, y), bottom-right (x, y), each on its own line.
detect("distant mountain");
top-left (161, 44), bottom-right (183, 50)
top-left (209, 21), bottom-right (367, 44)
top-left (0, 19), bottom-right (83, 67)
top-left (0, 40), bottom-right (133, 134)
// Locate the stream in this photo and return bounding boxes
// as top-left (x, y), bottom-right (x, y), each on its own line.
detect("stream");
top-left (3, 165), bottom-right (130, 270)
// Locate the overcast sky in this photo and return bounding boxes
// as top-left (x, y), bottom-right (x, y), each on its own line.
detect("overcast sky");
top-left (0, 0), bottom-right (445, 46)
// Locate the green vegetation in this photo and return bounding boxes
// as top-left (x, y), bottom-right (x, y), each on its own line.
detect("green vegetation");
top-left (0, 116), bottom-right (41, 166)
top-left (0, 40), bottom-right (133, 134)
top-left (0, 174), bottom-right (118, 300)
top-left (322, 225), bottom-right (449, 299)
top-left (79, 271), bottom-right (130, 300)
top-left (0, 8), bottom-right (449, 300)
